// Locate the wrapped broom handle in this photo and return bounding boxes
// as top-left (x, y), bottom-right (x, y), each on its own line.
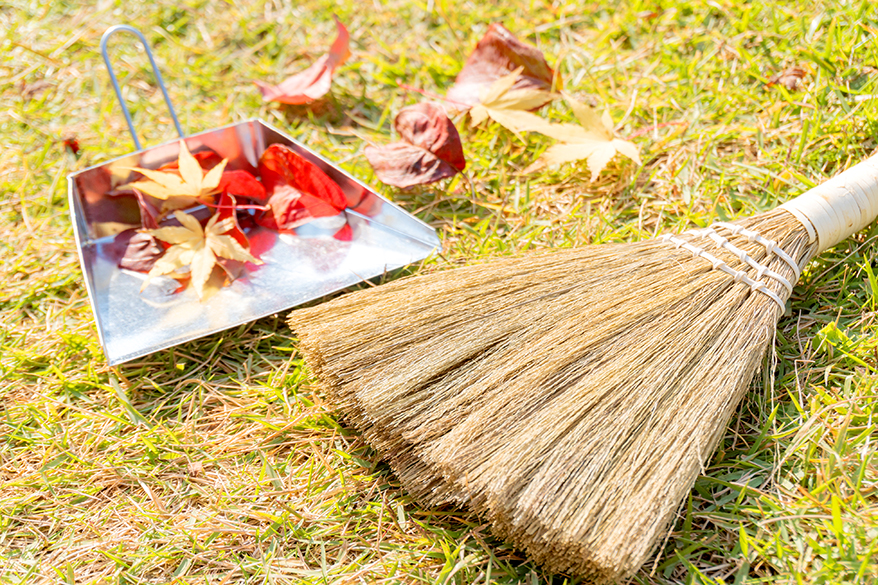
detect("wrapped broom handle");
top-left (780, 153), bottom-right (878, 253)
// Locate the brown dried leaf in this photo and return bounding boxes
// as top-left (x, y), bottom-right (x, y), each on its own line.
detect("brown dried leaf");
top-left (767, 66), bottom-right (807, 91)
top-left (364, 102), bottom-right (466, 188)
top-left (116, 231), bottom-right (165, 273)
top-left (446, 23), bottom-right (557, 109)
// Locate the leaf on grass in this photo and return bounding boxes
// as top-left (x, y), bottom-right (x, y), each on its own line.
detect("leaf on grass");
top-left (254, 16), bottom-right (350, 105)
top-left (364, 102), bottom-right (466, 188)
top-left (125, 140), bottom-right (228, 205)
top-left (525, 93), bottom-right (641, 180)
top-left (145, 211), bottom-right (262, 300)
top-left (256, 144), bottom-right (348, 232)
top-left (767, 66), bottom-right (807, 91)
top-left (62, 135), bottom-right (80, 156)
top-left (446, 23), bottom-right (557, 109)
top-left (468, 67), bottom-right (554, 138)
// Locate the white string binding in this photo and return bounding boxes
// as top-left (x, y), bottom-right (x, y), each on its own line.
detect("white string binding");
top-left (711, 222), bottom-right (801, 281)
top-left (685, 225), bottom-right (794, 294)
top-left (660, 232), bottom-right (786, 312)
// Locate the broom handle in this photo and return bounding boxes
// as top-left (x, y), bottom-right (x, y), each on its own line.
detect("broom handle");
top-left (780, 153), bottom-right (878, 253)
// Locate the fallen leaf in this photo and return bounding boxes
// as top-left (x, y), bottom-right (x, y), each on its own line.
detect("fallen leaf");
top-left (187, 461), bottom-right (203, 477)
top-left (62, 135), bottom-right (80, 156)
top-left (333, 223), bottom-right (353, 241)
top-left (526, 93), bottom-right (641, 180)
top-left (74, 164), bottom-right (142, 231)
top-left (114, 188), bottom-right (165, 273)
top-left (255, 16), bottom-right (350, 105)
top-left (20, 79), bottom-right (53, 100)
top-left (446, 23), bottom-right (557, 109)
top-left (125, 140), bottom-right (228, 206)
top-left (116, 231), bottom-right (165, 273)
top-left (214, 191), bottom-right (250, 249)
top-left (219, 169), bottom-right (267, 203)
top-left (364, 102), bottom-right (466, 188)
top-left (133, 188), bottom-right (160, 230)
top-left (767, 66), bottom-right (807, 91)
top-left (256, 144), bottom-right (348, 232)
top-left (468, 67), bottom-right (554, 138)
top-left (146, 211), bottom-right (261, 300)
top-left (158, 149), bottom-right (224, 172)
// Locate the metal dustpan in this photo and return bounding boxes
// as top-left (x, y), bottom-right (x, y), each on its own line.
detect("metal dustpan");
top-left (68, 26), bottom-right (440, 365)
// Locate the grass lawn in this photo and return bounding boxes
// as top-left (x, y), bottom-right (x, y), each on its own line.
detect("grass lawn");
top-left (2, 0), bottom-right (878, 583)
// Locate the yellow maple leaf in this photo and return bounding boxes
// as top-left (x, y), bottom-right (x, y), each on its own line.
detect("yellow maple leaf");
top-left (145, 211), bottom-right (261, 301)
top-left (125, 141), bottom-right (228, 204)
top-left (525, 92), bottom-right (641, 180)
top-left (469, 67), bottom-right (555, 138)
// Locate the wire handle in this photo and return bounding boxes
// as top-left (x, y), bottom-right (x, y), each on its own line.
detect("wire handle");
top-left (100, 25), bottom-right (184, 150)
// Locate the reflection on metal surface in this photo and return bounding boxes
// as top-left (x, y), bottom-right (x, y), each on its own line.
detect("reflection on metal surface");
top-left (68, 119), bottom-right (440, 365)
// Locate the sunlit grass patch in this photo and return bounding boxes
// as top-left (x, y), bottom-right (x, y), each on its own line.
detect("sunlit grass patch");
top-left (2, 0), bottom-right (878, 582)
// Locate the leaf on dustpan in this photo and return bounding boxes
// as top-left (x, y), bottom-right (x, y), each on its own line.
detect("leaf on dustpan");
top-left (211, 191), bottom-right (255, 282)
top-left (158, 149), bottom-right (225, 172)
top-left (364, 102), bottom-right (466, 188)
top-left (446, 23), bottom-right (557, 109)
top-left (256, 144), bottom-right (348, 232)
top-left (214, 191), bottom-right (250, 249)
top-left (115, 188), bottom-right (165, 273)
top-left (525, 93), bottom-right (641, 180)
top-left (133, 188), bottom-right (161, 230)
top-left (145, 211), bottom-right (262, 300)
top-left (468, 67), bottom-right (554, 138)
top-left (117, 231), bottom-right (166, 273)
top-left (219, 169), bottom-right (267, 203)
top-left (254, 16), bottom-right (350, 105)
top-left (124, 140), bottom-right (228, 206)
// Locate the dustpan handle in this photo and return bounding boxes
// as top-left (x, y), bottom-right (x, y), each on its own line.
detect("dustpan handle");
top-left (100, 25), bottom-right (184, 151)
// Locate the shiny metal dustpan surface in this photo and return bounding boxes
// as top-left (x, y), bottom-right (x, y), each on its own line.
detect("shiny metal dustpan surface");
top-left (68, 27), bottom-right (440, 366)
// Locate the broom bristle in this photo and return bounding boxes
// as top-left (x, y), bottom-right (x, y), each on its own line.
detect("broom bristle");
top-left (288, 208), bottom-right (816, 582)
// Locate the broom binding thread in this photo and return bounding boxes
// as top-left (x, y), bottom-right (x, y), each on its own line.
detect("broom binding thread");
top-left (660, 226), bottom-right (788, 311)
top-left (692, 227), bottom-right (793, 293)
top-left (710, 222), bottom-right (801, 280)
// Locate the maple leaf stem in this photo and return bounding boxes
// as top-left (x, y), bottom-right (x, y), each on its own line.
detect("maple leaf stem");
top-left (397, 83), bottom-right (471, 110)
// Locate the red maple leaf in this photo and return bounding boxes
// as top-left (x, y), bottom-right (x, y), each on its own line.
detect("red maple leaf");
top-left (219, 169), bottom-right (267, 203)
top-left (256, 144), bottom-right (348, 232)
top-left (254, 16), bottom-right (350, 105)
top-left (214, 191), bottom-right (250, 250)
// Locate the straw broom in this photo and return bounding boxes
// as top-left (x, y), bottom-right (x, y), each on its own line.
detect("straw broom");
top-left (287, 154), bottom-right (878, 582)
